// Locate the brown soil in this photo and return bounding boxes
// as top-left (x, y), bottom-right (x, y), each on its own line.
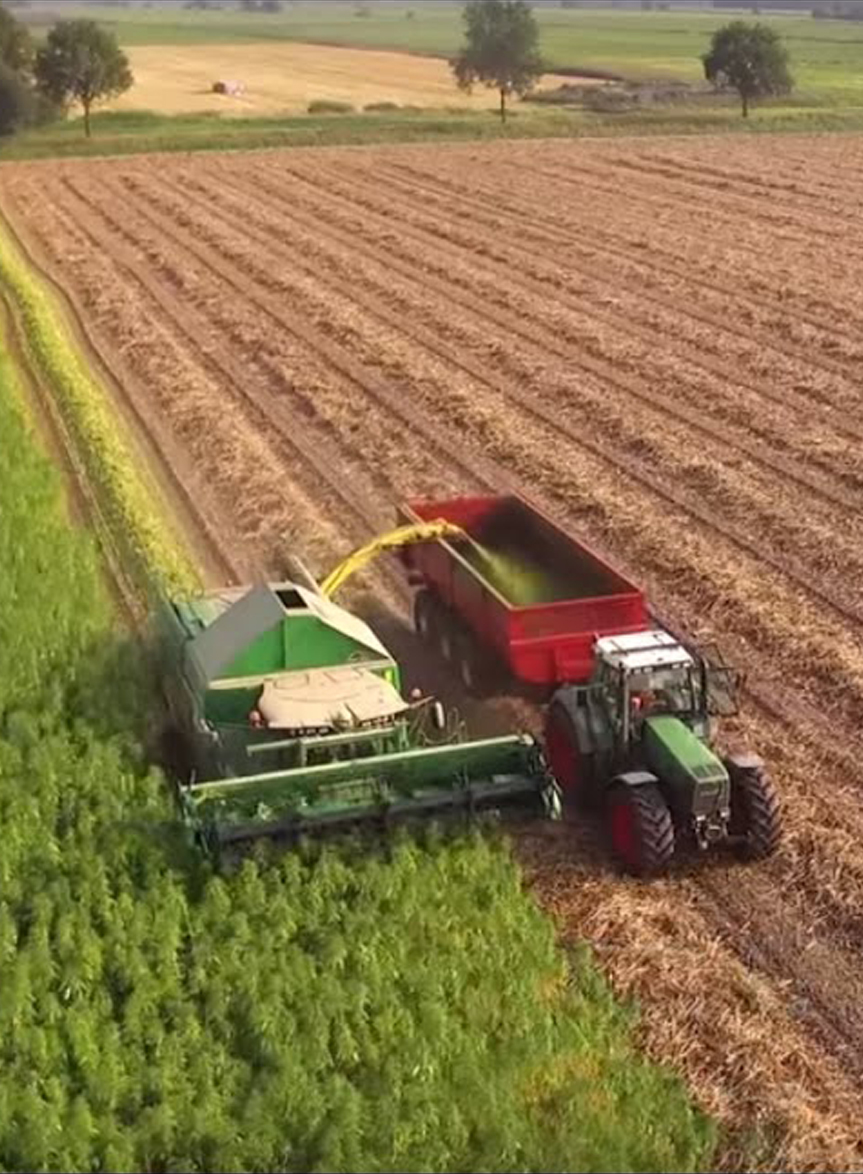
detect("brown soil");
top-left (5, 134), bottom-right (863, 1171)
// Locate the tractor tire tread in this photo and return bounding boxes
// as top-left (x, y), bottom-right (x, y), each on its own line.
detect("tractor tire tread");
top-left (611, 783), bottom-right (675, 876)
top-left (734, 768), bottom-right (782, 859)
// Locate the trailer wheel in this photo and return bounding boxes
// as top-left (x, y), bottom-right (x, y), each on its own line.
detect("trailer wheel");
top-left (545, 699), bottom-right (588, 805)
top-left (607, 783), bottom-right (675, 877)
top-left (730, 767), bottom-right (782, 860)
top-left (413, 590), bottom-right (438, 644)
top-left (437, 610), bottom-right (457, 664)
top-left (455, 631), bottom-right (492, 697)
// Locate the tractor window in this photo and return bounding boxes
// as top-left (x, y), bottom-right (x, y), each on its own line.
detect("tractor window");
top-left (705, 665), bottom-right (740, 716)
top-left (630, 666), bottom-right (700, 716)
top-left (597, 661), bottom-right (622, 716)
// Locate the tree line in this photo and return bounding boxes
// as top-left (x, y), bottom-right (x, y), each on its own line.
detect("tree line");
top-left (455, 0), bottom-right (792, 121)
top-left (0, 2), bottom-right (132, 139)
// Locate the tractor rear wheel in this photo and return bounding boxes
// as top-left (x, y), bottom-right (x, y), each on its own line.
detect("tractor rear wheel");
top-left (544, 699), bottom-right (589, 807)
top-left (730, 767), bottom-right (782, 859)
top-left (607, 783), bottom-right (675, 877)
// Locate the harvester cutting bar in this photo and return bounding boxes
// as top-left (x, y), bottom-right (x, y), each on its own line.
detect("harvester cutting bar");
top-left (182, 735), bottom-right (560, 850)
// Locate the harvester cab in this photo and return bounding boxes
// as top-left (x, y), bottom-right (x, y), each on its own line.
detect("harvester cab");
top-left (546, 629), bottom-right (782, 875)
top-left (160, 556), bottom-right (561, 856)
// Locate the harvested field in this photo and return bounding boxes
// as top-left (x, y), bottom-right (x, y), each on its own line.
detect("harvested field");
top-left (5, 133), bottom-right (863, 1171)
top-left (108, 42), bottom-right (574, 115)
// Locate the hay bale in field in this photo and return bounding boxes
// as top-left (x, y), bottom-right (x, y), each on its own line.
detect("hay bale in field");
top-left (212, 80), bottom-right (246, 97)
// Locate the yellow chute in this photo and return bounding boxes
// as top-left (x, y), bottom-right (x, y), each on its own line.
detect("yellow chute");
top-left (320, 521), bottom-right (465, 599)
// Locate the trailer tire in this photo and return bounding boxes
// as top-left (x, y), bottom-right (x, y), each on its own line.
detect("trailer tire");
top-left (437, 609), bottom-right (457, 664)
top-left (730, 766), bottom-right (782, 860)
top-left (607, 783), bottom-right (675, 876)
top-left (455, 630), bottom-right (492, 697)
top-left (413, 590), bottom-right (438, 644)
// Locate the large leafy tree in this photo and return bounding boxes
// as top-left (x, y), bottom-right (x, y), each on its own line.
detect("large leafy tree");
top-left (34, 19), bottom-right (133, 138)
top-left (702, 20), bottom-right (792, 118)
top-left (0, 61), bottom-right (36, 136)
top-left (452, 0), bottom-right (544, 124)
top-left (0, 2), bottom-right (31, 73)
top-left (0, 3), bottom-right (32, 74)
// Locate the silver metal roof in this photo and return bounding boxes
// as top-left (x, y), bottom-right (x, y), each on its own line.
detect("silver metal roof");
top-left (596, 629), bottom-right (694, 673)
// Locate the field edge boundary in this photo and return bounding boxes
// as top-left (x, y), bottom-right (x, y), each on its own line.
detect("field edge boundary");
top-left (0, 209), bottom-right (201, 608)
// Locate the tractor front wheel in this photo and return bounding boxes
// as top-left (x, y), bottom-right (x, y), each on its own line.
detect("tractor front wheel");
top-left (730, 767), bottom-right (782, 859)
top-left (607, 783), bottom-right (675, 877)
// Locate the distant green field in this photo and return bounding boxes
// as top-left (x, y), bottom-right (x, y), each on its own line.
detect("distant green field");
top-left (7, 100), bottom-right (863, 163)
top-left (27, 3), bottom-right (863, 105)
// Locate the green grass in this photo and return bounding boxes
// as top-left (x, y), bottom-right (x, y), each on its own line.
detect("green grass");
top-left (0, 220), bottom-right (199, 597)
top-left (6, 99), bottom-right (863, 163)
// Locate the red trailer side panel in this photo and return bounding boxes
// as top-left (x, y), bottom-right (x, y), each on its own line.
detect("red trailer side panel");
top-left (399, 495), bottom-right (648, 689)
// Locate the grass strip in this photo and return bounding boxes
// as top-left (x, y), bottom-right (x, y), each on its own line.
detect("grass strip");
top-left (0, 218), bottom-right (199, 600)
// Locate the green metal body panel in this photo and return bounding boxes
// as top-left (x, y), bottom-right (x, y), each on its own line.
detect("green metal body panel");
top-left (642, 716), bottom-right (730, 820)
top-left (223, 613), bottom-right (390, 681)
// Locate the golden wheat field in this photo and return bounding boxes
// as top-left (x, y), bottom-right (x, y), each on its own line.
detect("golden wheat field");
top-left (107, 41), bottom-right (574, 114)
top-left (5, 134), bottom-right (863, 1171)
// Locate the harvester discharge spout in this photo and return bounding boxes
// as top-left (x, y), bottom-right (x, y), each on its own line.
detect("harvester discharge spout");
top-left (320, 521), bottom-right (466, 599)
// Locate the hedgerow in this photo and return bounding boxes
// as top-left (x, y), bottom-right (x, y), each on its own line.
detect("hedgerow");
top-left (0, 295), bottom-right (715, 1171)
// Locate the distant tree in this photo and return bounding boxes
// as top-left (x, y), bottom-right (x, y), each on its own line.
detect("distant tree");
top-left (34, 19), bottom-right (133, 138)
top-left (452, 0), bottom-right (544, 123)
top-left (702, 21), bottom-right (792, 117)
top-left (0, 60), bottom-right (34, 134)
top-left (0, 2), bottom-right (32, 72)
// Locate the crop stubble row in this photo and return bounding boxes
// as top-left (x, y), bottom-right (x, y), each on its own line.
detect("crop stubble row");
top-left (5, 137), bottom-right (863, 1170)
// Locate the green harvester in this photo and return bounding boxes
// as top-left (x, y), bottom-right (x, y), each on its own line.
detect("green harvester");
top-left (160, 567), bottom-right (561, 855)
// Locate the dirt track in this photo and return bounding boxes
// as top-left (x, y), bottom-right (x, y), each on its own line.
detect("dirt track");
top-left (6, 135), bottom-right (863, 1171)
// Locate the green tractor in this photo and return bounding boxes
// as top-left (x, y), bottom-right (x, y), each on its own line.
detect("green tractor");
top-left (159, 573), bottom-right (561, 856)
top-left (545, 631), bottom-right (782, 875)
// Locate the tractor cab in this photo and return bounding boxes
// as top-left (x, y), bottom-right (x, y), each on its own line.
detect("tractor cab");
top-left (593, 631), bottom-right (710, 745)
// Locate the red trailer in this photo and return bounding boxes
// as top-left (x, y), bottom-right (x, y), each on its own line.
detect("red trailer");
top-left (399, 495), bottom-right (649, 692)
